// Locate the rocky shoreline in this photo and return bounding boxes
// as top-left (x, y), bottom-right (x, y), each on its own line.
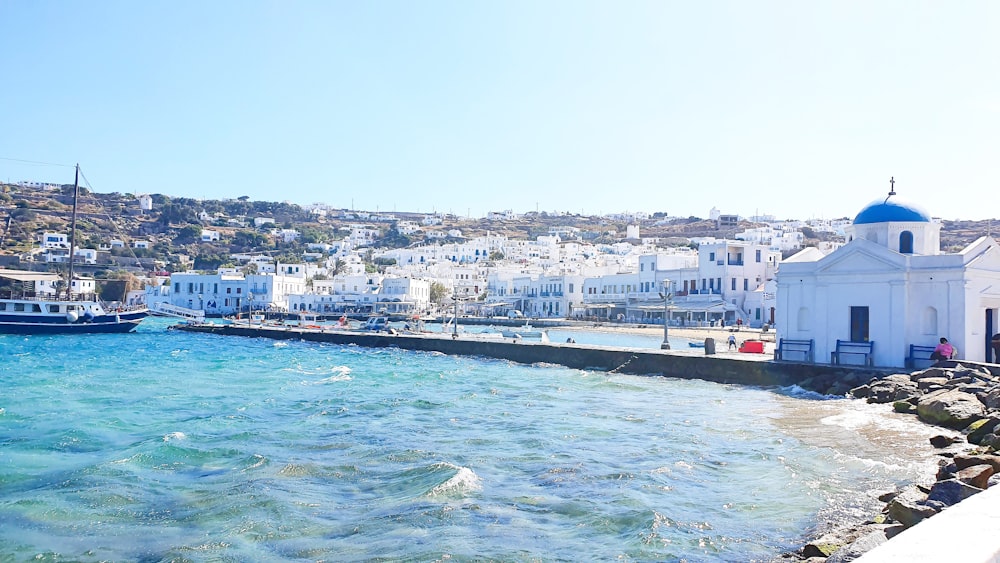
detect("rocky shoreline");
top-left (776, 361), bottom-right (1000, 562)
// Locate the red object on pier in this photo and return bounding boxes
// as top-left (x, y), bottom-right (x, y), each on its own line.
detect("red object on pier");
top-left (739, 340), bottom-right (764, 354)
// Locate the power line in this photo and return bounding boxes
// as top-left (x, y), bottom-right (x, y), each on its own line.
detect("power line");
top-left (0, 157), bottom-right (73, 168)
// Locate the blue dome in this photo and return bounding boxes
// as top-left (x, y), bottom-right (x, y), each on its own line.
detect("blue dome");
top-left (853, 197), bottom-right (931, 224)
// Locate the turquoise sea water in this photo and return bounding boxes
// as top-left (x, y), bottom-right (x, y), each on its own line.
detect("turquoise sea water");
top-left (1, 318), bottom-right (946, 561)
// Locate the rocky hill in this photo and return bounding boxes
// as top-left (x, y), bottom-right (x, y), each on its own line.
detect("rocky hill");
top-left (0, 182), bottom-right (996, 274)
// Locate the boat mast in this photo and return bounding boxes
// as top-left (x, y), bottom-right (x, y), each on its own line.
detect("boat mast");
top-left (67, 164), bottom-right (80, 301)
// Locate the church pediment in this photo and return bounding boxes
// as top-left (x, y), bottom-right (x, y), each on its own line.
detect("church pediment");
top-left (816, 241), bottom-right (905, 274)
top-left (965, 238), bottom-right (1000, 272)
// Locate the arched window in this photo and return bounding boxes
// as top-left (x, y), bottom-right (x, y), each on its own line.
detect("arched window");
top-left (900, 231), bottom-right (914, 254)
top-left (922, 307), bottom-right (937, 335)
top-left (797, 307), bottom-right (810, 331)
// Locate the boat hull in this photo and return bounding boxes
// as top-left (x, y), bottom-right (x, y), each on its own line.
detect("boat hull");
top-left (0, 311), bottom-right (149, 334)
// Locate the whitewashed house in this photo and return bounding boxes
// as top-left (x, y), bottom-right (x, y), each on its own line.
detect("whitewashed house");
top-left (167, 271), bottom-right (307, 315)
top-left (40, 232), bottom-right (69, 249)
top-left (201, 229), bottom-right (220, 242)
top-left (775, 192), bottom-right (1000, 367)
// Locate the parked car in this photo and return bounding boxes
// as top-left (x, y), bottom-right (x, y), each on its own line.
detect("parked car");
top-left (507, 310), bottom-right (524, 319)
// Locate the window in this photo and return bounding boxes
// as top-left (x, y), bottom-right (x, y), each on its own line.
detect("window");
top-left (899, 231), bottom-right (914, 254)
top-left (709, 252), bottom-right (716, 261)
top-left (850, 306), bottom-right (870, 342)
top-left (174, 282), bottom-right (180, 293)
top-left (227, 288), bottom-right (232, 294)
top-left (756, 250), bottom-right (761, 262)
top-left (731, 278), bottom-right (736, 290)
top-left (743, 279), bottom-right (749, 291)
top-left (48, 305), bottom-right (60, 313)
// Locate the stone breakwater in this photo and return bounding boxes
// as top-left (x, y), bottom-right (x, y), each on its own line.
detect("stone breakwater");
top-left (777, 361), bottom-right (1000, 562)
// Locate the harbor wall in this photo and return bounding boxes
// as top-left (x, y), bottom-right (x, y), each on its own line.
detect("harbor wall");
top-left (175, 324), bottom-right (887, 389)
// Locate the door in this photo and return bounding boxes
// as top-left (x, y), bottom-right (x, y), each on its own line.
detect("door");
top-left (850, 306), bottom-right (870, 342)
top-left (988, 309), bottom-right (996, 363)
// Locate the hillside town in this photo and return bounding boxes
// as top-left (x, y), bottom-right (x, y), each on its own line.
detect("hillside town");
top-left (3, 177), bottom-right (1000, 367)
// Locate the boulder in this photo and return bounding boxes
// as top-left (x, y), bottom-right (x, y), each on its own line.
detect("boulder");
top-left (911, 367), bottom-right (952, 380)
top-left (955, 464), bottom-right (994, 489)
top-left (894, 401), bottom-right (916, 414)
top-left (886, 486), bottom-right (936, 528)
top-left (916, 376), bottom-right (950, 390)
top-left (825, 527), bottom-right (893, 563)
top-left (850, 384), bottom-right (871, 399)
top-left (868, 374), bottom-right (920, 404)
top-left (926, 478), bottom-right (982, 507)
top-left (929, 434), bottom-right (961, 448)
top-left (916, 389), bottom-right (986, 429)
top-left (980, 388), bottom-right (1000, 410)
top-left (953, 453), bottom-right (1000, 473)
top-left (801, 533), bottom-right (847, 558)
top-left (964, 417), bottom-right (1000, 445)
top-left (936, 457), bottom-right (957, 480)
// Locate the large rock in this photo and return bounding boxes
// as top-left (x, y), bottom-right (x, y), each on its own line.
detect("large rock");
top-left (926, 478), bottom-right (982, 507)
top-left (911, 367), bottom-right (952, 380)
top-left (980, 388), bottom-right (1000, 410)
top-left (886, 486), bottom-right (936, 528)
top-left (867, 374), bottom-right (920, 404)
top-left (954, 453), bottom-right (1000, 473)
top-left (956, 464), bottom-right (994, 489)
top-left (964, 416), bottom-right (1000, 445)
top-left (825, 527), bottom-right (893, 563)
top-left (801, 533), bottom-right (847, 558)
top-left (916, 376), bottom-right (949, 390)
top-left (916, 389), bottom-right (986, 429)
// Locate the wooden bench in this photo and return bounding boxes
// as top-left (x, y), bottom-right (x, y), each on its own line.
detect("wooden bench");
top-left (774, 338), bottom-right (814, 363)
top-left (905, 344), bottom-right (938, 369)
top-left (831, 339), bottom-right (874, 366)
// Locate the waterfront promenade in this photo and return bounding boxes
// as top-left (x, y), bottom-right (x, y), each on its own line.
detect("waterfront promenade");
top-left (174, 321), bottom-right (878, 392)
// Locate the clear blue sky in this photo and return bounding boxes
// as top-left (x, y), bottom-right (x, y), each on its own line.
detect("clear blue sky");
top-left (1, 1), bottom-right (997, 220)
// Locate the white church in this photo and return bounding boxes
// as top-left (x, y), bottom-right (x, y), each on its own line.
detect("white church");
top-left (775, 185), bottom-right (1000, 368)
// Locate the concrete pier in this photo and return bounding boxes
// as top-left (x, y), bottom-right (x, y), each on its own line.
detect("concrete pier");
top-left (173, 322), bottom-right (889, 388)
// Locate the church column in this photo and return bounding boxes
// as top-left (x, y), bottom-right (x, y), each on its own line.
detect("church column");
top-left (888, 280), bottom-right (908, 367)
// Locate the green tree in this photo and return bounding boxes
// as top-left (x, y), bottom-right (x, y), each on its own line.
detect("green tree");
top-left (429, 281), bottom-right (448, 304)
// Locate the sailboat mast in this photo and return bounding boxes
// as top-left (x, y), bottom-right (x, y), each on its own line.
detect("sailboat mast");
top-left (67, 164), bottom-right (80, 301)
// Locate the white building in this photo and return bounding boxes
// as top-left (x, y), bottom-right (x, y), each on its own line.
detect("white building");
top-left (40, 232), bottom-right (68, 249)
top-left (201, 229), bottom-right (220, 242)
top-left (776, 192), bottom-right (1000, 367)
top-left (166, 271), bottom-right (307, 315)
top-left (686, 240), bottom-right (781, 325)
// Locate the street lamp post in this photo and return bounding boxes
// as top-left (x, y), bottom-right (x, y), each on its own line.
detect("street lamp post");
top-left (660, 279), bottom-right (672, 350)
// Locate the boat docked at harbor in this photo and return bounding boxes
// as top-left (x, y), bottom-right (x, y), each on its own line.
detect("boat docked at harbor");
top-left (500, 322), bottom-right (548, 340)
top-left (0, 165), bottom-right (149, 334)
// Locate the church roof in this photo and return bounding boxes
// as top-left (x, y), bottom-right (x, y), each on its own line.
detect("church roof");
top-left (853, 196), bottom-right (931, 225)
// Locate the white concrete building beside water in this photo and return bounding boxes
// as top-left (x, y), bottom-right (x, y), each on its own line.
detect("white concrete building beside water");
top-left (776, 190), bottom-right (1000, 367)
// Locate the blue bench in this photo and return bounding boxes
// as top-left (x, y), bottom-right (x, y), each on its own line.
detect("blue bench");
top-left (905, 344), bottom-right (938, 369)
top-left (774, 338), bottom-right (814, 363)
top-left (831, 339), bottom-right (874, 366)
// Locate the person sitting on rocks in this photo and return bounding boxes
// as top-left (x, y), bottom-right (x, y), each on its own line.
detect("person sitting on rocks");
top-left (931, 337), bottom-right (955, 361)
